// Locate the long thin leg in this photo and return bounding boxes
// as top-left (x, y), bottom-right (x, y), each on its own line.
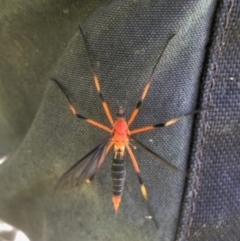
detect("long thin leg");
top-left (130, 116), bottom-right (180, 135)
top-left (126, 144), bottom-right (160, 228)
top-left (125, 144), bottom-right (148, 200)
top-left (130, 110), bottom-right (201, 135)
top-left (127, 35), bottom-right (175, 127)
top-left (52, 78), bottom-right (112, 133)
top-left (131, 137), bottom-right (179, 172)
top-left (79, 27), bottom-right (114, 126)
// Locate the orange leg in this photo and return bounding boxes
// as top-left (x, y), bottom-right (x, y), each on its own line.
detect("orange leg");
top-left (92, 73), bottom-right (114, 126)
top-left (79, 27), bottom-right (114, 126)
top-left (106, 140), bottom-right (114, 155)
top-left (126, 144), bottom-right (148, 201)
top-left (52, 78), bottom-right (112, 133)
top-left (130, 110), bottom-right (201, 135)
top-left (131, 136), bottom-right (180, 172)
top-left (130, 116), bottom-right (182, 135)
top-left (127, 35), bottom-right (175, 127)
top-left (126, 144), bottom-right (161, 228)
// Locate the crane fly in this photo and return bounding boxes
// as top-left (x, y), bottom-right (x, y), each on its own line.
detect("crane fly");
top-left (54, 28), bottom-right (190, 214)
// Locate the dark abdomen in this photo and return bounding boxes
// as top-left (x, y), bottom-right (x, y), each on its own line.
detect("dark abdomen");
top-left (111, 153), bottom-right (126, 197)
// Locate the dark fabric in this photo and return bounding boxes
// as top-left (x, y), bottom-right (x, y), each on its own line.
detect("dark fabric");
top-left (177, 1), bottom-right (240, 241)
top-left (0, 1), bottom-right (217, 241)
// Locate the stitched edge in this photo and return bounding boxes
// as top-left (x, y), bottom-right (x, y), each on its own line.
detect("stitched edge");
top-left (175, 0), bottom-right (234, 240)
top-left (187, 0), bottom-right (234, 239)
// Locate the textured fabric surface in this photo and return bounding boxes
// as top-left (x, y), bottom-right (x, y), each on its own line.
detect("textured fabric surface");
top-left (0, 0), bottom-right (107, 157)
top-left (0, 1), bottom-right (216, 241)
top-left (177, 0), bottom-right (240, 240)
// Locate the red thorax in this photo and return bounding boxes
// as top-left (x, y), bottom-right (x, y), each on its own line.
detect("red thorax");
top-left (112, 117), bottom-right (129, 150)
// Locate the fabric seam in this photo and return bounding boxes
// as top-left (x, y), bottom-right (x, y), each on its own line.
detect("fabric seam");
top-left (186, 0), bottom-right (234, 239)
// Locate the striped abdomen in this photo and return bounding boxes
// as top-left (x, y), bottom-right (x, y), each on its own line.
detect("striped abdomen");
top-left (111, 153), bottom-right (126, 212)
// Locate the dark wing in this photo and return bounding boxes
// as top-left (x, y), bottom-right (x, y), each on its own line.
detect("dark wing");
top-left (131, 137), bottom-right (179, 171)
top-left (55, 138), bottom-right (111, 192)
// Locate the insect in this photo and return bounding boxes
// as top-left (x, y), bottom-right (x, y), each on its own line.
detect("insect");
top-left (54, 28), bottom-right (190, 214)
